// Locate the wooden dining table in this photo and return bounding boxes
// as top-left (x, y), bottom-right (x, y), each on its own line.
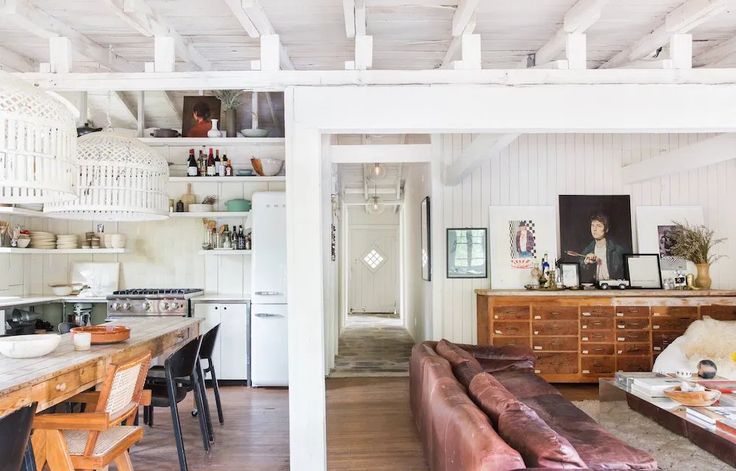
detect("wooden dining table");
top-left (0, 317), bottom-right (201, 469)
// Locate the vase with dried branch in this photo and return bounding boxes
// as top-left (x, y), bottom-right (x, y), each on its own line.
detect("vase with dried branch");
top-left (669, 222), bottom-right (726, 289)
top-left (214, 90), bottom-right (245, 138)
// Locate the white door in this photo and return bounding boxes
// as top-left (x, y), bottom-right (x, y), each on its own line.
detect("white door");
top-left (349, 226), bottom-right (399, 314)
top-left (250, 303), bottom-right (288, 386)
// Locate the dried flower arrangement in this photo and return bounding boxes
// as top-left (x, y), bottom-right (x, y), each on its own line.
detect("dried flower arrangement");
top-left (669, 222), bottom-right (726, 266)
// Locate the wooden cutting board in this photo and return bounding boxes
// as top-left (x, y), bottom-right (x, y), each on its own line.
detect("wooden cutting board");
top-left (181, 183), bottom-right (197, 211)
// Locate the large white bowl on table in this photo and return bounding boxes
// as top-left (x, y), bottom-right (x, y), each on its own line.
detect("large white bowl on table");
top-left (0, 334), bottom-right (61, 359)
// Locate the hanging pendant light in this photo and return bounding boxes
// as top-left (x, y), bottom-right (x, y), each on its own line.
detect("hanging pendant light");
top-left (365, 181), bottom-right (384, 215)
top-left (370, 162), bottom-right (385, 179)
top-left (44, 131), bottom-right (170, 221)
top-left (0, 71), bottom-right (77, 203)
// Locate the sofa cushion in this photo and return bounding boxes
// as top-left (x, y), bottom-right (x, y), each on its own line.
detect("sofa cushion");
top-left (493, 368), bottom-right (564, 400)
top-left (436, 339), bottom-right (484, 388)
top-left (467, 372), bottom-right (519, 423)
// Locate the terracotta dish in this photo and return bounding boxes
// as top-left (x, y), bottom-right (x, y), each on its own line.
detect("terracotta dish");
top-left (70, 325), bottom-right (131, 344)
top-left (664, 386), bottom-right (721, 406)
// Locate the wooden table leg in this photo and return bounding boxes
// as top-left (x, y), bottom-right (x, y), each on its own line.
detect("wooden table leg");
top-left (45, 430), bottom-right (74, 471)
top-left (30, 430), bottom-right (47, 470)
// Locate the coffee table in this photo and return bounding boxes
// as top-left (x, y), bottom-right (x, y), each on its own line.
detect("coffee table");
top-left (599, 378), bottom-right (736, 467)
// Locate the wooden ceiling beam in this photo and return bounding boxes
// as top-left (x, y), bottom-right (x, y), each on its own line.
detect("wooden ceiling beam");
top-left (0, 0), bottom-right (136, 72)
top-left (600, 0), bottom-right (726, 69)
top-left (444, 133), bottom-right (520, 185)
top-left (530, 0), bottom-right (608, 68)
top-left (342, 0), bottom-right (356, 38)
top-left (223, 0), bottom-right (294, 70)
top-left (440, 0), bottom-right (480, 69)
top-left (695, 35), bottom-right (736, 67)
top-left (0, 45), bottom-right (37, 72)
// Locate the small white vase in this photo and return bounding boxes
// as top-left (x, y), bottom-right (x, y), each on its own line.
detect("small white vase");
top-left (208, 119), bottom-right (221, 138)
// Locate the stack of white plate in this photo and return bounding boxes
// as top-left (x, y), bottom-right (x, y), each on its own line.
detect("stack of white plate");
top-left (29, 231), bottom-right (56, 249)
top-left (56, 234), bottom-right (79, 250)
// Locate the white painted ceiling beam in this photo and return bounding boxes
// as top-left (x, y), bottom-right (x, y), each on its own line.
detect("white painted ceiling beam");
top-left (530, 0), bottom-right (608, 68)
top-left (0, 45), bottom-right (36, 72)
top-left (601, 0), bottom-right (726, 69)
top-left (0, 0), bottom-right (136, 72)
top-left (695, 35), bottom-right (736, 66)
top-left (330, 144), bottom-right (432, 163)
top-left (223, 0), bottom-right (294, 70)
top-left (622, 134), bottom-right (736, 183)
top-left (354, 0), bottom-right (366, 36)
top-left (342, 0), bottom-right (356, 38)
top-left (444, 133), bottom-right (520, 185)
top-left (48, 37), bottom-right (72, 73)
top-left (440, 0), bottom-right (479, 69)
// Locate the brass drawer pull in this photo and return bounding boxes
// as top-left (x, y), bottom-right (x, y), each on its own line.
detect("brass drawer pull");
top-left (581, 336), bottom-right (589, 341)
top-left (582, 312), bottom-right (591, 317)
top-left (582, 350), bottom-right (589, 354)
top-left (534, 315), bottom-right (541, 320)
top-left (653, 325), bottom-right (660, 330)
top-left (616, 312), bottom-right (624, 317)
top-left (617, 337), bottom-right (625, 341)
top-left (582, 369), bottom-right (591, 374)
top-left (534, 346), bottom-right (542, 350)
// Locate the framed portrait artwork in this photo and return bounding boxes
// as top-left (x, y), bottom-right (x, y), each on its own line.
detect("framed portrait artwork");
top-left (559, 263), bottom-right (580, 289)
top-left (488, 206), bottom-right (557, 288)
top-left (625, 254), bottom-right (663, 289)
top-left (182, 96), bottom-right (222, 138)
top-left (635, 206), bottom-right (704, 274)
top-left (447, 228), bottom-right (487, 279)
top-left (421, 196), bottom-right (431, 281)
top-left (559, 195), bottom-right (633, 284)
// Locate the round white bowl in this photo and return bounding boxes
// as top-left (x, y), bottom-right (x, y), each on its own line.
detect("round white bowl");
top-left (252, 158), bottom-right (284, 176)
top-left (0, 334), bottom-right (61, 359)
top-left (188, 204), bottom-right (214, 213)
top-left (50, 285), bottom-right (73, 296)
top-left (241, 128), bottom-right (269, 137)
top-left (16, 238), bottom-right (30, 248)
top-left (110, 234), bottom-right (127, 249)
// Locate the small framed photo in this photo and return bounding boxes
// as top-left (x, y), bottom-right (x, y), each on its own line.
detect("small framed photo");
top-left (625, 254), bottom-right (663, 289)
top-left (559, 262), bottom-right (580, 289)
top-left (421, 197), bottom-right (431, 281)
top-left (447, 228), bottom-right (487, 279)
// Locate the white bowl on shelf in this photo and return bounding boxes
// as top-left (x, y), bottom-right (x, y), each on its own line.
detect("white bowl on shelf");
top-left (188, 204), bottom-right (214, 213)
top-left (109, 234), bottom-right (127, 249)
top-left (50, 284), bottom-right (73, 296)
top-left (241, 128), bottom-right (270, 138)
top-left (0, 334), bottom-right (61, 359)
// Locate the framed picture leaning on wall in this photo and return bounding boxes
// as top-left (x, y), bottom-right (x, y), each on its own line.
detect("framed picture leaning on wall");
top-left (447, 228), bottom-right (487, 279)
top-left (635, 206), bottom-right (704, 275)
top-left (421, 196), bottom-right (431, 281)
top-left (625, 254), bottom-right (663, 289)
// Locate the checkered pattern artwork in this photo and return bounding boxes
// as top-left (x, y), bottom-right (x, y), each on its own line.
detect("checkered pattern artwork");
top-left (509, 219), bottom-right (536, 269)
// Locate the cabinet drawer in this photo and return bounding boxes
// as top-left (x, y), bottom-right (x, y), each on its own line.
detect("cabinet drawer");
top-left (532, 337), bottom-right (578, 352)
top-left (652, 332), bottom-right (680, 352)
top-left (616, 356), bottom-right (651, 372)
top-left (701, 305), bottom-right (736, 320)
top-left (581, 344), bottom-right (615, 356)
top-left (581, 357), bottom-right (615, 375)
top-left (493, 337), bottom-right (530, 348)
top-left (651, 306), bottom-right (698, 318)
top-left (616, 318), bottom-right (650, 330)
top-left (651, 317), bottom-right (695, 332)
top-left (47, 365), bottom-right (97, 403)
top-left (532, 305), bottom-right (578, 321)
top-left (532, 320), bottom-right (578, 336)
top-left (581, 318), bottom-right (614, 330)
top-left (616, 343), bottom-right (649, 355)
top-left (580, 306), bottom-right (614, 318)
top-left (493, 321), bottom-right (530, 337)
top-left (581, 330), bottom-right (615, 343)
top-left (534, 353), bottom-right (578, 375)
top-left (493, 306), bottom-right (530, 320)
top-left (615, 306), bottom-right (650, 318)
top-left (616, 330), bottom-right (649, 343)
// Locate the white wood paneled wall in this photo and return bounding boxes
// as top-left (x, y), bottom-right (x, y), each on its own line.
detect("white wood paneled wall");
top-left (434, 132), bottom-right (736, 345)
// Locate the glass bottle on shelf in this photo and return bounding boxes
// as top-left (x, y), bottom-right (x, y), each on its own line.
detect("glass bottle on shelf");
top-left (222, 225), bottom-right (231, 249)
top-left (197, 150), bottom-right (206, 176)
top-left (214, 149), bottom-right (222, 176)
top-left (187, 149), bottom-right (198, 177)
top-left (219, 155), bottom-right (228, 177)
top-left (206, 148), bottom-right (216, 176)
top-left (224, 156), bottom-right (234, 176)
top-left (237, 225), bottom-right (246, 250)
top-left (245, 232), bottom-right (252, 250)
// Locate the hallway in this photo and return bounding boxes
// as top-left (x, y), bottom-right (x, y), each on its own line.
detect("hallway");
top-left (330, 313), bottom-right (415, 377)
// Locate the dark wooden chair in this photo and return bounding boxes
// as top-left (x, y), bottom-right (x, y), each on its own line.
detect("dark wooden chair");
top-left (0, 402), bottom-right (37, 471)
top-left (197, 323), bottom-right (224, 425)
top-left (143, 336), bottom-right (209, 471)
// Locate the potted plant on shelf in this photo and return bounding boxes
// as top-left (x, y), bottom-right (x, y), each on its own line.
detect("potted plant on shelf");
top-left (669, 222), bottom-right (726, 289)
top-left (214, 90), bottom-right (245, 138)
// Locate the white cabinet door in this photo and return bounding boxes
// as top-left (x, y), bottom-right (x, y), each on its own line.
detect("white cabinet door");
top-left (218, 304), bottom-right (249, 380)
top-left (250, 303), bottom-right (288, 386)
top-left (194, 303), bottom-right (222, 376)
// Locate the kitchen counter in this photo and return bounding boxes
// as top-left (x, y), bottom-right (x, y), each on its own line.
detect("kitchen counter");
top-left (0, 295), bottom-right (108, 309)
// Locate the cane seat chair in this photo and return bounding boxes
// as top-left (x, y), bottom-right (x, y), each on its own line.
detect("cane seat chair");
top-left (31, 353), bottom-right (152, 471)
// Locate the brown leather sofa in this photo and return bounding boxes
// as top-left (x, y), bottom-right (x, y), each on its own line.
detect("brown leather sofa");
top-left (410, 340), bottom-right (658, 471)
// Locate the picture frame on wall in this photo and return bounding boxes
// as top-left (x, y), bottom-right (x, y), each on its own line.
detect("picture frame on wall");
top-left (421, 196), bottom-right (431, 281)
top-left (488, 206), bottom-right (557, 289)
top-left (182, 96), bottom-right (222, 138)
top-left (559, 262), bottom-right (581, 289)
top-left (625, 254), bottom-right (663, 289)
top-left (635, 206), bottom-right (704, 275)
top-left (447, 228), bottom-right (487, 279)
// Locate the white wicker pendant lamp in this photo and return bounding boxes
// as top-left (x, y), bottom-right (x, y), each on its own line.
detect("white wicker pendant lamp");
top-left (45, 131), bottom-right (170, 221)
top-left (0, 71), bottom-right (78, 203)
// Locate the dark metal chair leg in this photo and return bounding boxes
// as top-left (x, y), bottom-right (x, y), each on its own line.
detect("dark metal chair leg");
top-left (207, 359), bottom-right (224, 425)
top-left (196, 359), bottom-right (214, 442)
top-left (167, 377), bottom-right (188, 471)
top-left (191, 371), bottom-right (211, 452)
top-left (22, 442), bottom-right (36, 471)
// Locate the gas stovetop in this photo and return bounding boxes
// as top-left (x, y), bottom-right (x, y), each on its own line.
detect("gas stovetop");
top-left (106, 288), bottom-right (204, 317)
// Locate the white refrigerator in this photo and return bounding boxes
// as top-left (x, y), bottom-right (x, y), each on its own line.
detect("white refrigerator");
top-left (250, 192), bottom-right (288, 387)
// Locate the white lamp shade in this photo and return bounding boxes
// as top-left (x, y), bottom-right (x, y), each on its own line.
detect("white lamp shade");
top-left (44, 132), bottom-right (170, 221)
top-left (0, 71), bottom-right (77, 203)
top-left (365, 195), bottom-right (384, 215)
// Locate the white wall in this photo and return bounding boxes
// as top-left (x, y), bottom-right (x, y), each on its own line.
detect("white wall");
top-left (402, 163), bottom-right (433, 342)
top-left (432, 133), bottom-right (736, 345)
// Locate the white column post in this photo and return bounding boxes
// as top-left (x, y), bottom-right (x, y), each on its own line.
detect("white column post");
top-left (260, 34), bottom-right (281, 71)
top-left (154, 36), bottom-right (176, 72)
top-left (566, 33), bottom-right (587, 70)
top-left (453, 34), bottom-right (481, 70)
top-left (49, 37), bottom-right (72, 73)
top-left (354, 35), bottom-right (373, 70)
top-left (670, 33), bottom-right (693, 69)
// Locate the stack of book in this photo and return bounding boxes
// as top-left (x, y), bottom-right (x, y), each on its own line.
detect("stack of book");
top-left (615, 372), bottom-right (666, 389)
top-left (686, 407), bottom-right (736, 435)
top-left (630, 377), bottom-right (682, 397)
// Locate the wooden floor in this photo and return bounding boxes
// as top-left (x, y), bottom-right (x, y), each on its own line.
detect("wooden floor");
top-left (125, 379), bottom-right (597, 470)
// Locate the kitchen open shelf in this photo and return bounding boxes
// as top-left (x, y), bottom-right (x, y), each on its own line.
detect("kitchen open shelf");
top-left (0, 248), bottom-right (128, 254)
top-left (0, 207), bottom-right (46, 218)
top-left (170, 212), bottom-right (250, 218)
top-left (140, 137), bottom-right (285, 146)
top-left (168, 176), bottom-right (285, 183)
top-left (198, 249), bottom-right (252, 255)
